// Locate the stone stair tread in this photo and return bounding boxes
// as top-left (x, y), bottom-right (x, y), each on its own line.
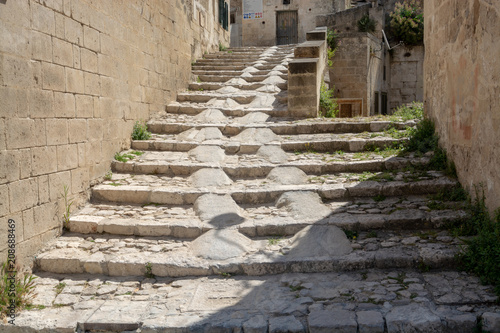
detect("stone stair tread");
top-left (10, 269), bottom-right (498, 333)
top-left (131, 132), bottom-right (406, 154)
top-left (69, 202), bottom-right (467, 238)
top-left (36, 228), bottom-right (464, 278)
top-left (92, 174), bottom-right (458, 205)
top-left (112, 150), bottom-right (426, 176)
top-left (147, 115), bottom-right (414, 134)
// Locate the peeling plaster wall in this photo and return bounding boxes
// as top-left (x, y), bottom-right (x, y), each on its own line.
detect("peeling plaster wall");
top-left (424, 0), bottom-right (500, 213)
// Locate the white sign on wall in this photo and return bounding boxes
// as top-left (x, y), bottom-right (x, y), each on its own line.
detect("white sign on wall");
top-left (243, 0), bottom-right (263, 19)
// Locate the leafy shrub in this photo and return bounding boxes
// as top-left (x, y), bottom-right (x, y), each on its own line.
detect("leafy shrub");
top-left (391, 102), bottom-right (424, 121)
top-left (0, 262), bottom-right (37, 319)
top-left (327, 29), bottom-right (339, 67)
top-left (357, 14), bottom-right (377, 33)
top-left (319, 83), bottom-right (338, 118)
top-left (390, 0), bottom-right (424, 45)
top-left (131, 120), bottom-right (152, 140)
top-left (458, 188), bottom-right (500, 296)
top-left (404, 118), bottom-right (438, 154)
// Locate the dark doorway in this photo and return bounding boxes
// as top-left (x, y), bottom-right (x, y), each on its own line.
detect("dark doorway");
top-left (381, 92), bottom-right (388, 115)
top-left (276, 11), bottom-right (298, 45)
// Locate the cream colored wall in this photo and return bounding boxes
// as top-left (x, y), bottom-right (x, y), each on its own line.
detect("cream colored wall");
top-left (0, 0), bottom-right (229, 267)
top-left (242, 0), bottom-right (336, 46)
top-left (425, 0), bottom-right (500, 214)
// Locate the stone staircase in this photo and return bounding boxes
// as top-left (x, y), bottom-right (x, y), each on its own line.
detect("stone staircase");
top-left (12, 46), bottom-right (499, 332)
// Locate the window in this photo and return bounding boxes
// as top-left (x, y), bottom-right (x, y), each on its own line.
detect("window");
top-left (219, 0), bottom-right (229, 30)
top-left (283, 0), bottom-right (291, 4)
top-left (375, 92), bottom-right (379, 114)
top-left (230, 13), bottom-right (235, 24)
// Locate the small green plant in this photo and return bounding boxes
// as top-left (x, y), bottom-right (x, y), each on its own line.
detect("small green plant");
top-left (268, 237), bottom-right (283, 245)
top-left (366, 231), bottom-right (378, 238)
top-left (429, 185), bottom-right (468, 202)
top-left (0, 262), bottom-right (37, 319)
top-left (391, 102), bottom-right (424, 121)
top-left (220, 272), bottom-right (233, 278)
top-left (62, 185), bottom-right (74, 230)
top-left (390, 0), bottom-right (424, 45)
top-left (357, 14), bottom-right (377, 33)
top-left (145, 262), bottom-right (155, 279)
top-left (219, 43), bottom-right (227, 51)
top-left (417, 260), bottom-right (430, 273)
top-left (343, 230), bottom-right (358, 240)
top-left (131, 120), bottom-right (152, 140)
top-left (54, 282), bottom-right (66, 295)
top-left (104, 170), bottom-right (112, 181)
top-left (114, 151), bottom-right (144, 163)
top-left (196, 76), bottom-right (202, 83)
top-left (373, 194), bottom-right (386, 202)
top-left (320, 83), bottom-right (338, 118)
top-left (289, 285), bottom-right (304, 292)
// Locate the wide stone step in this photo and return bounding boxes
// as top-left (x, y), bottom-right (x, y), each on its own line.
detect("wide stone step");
top-left (166, 102), bottom-right (288, 117)
top-left (192, 63), bottom-right (287, 71)
top-left (192, 69), bottom-right (287, 76)
top-left (12, 269), bottom-right (499, 333)
top-left (197, 74), bottom-right (288, 83)
top-left (177, 92), bottom-right (259, 104)
top-left (35, 229), bottom-right (463, 278)
top-left (91, 175), bottom-right (458, 205)
top-left (13, 268), bottom-right (499, 333)
top-left (69, 198), bottom-right (467, 238)
top-left (131, 132), bottom-right (405, 153)
top-left (111, 149), bottom-right (428, 176)
top-left (148, 116), bottom-right (414, 135)
top-left (188, 81), bottom-right (288, 92)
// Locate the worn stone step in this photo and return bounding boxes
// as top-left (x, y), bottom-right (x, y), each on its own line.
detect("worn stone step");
top-left (91, 174), bottom-right (457, 205)
top-left (197, 73), bottom-right (288, 83)
top-left (177, 92), bottom-right (259, 104)
top-left (166, 102), bottom-right (288, 117)
top-left (188, 81), bottom-right (288, 92)
top-left (201, 54), bottom-right (291, 61)
top-left (35, 228), bottom-right (463, 278)
top-left (69, 197), bottom-right (467, 238)
top-left (148, 115), bottom-right (414, 135)
top-left (11, 269), bottom-right (499, 333)
top-left (192, 69), bottom-right (287, 76)
top-left (131, 132), bottom-right (405, 153)
top-left (111, 149), bottom-right (429, 177)
top-left (192, 63), bottom-right (287, 71)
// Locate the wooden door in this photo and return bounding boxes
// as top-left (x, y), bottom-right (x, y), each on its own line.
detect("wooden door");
top-left (276, 11), bottom-right (298, 45)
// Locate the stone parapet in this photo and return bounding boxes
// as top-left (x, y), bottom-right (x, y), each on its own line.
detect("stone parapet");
top-left (288, 29), bottom-right (327, 118)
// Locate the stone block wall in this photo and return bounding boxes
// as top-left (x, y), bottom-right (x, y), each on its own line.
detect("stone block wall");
top-left (424, 0), bottom-right (500, 213)
top-left (329, 32), bottom-right (371, 116)
top-left (389, 46), bottom-right (424, 112)
top-left (288, 30), bottom-right (327, 118)
top-left (0, 0), bottom-right (229, 266)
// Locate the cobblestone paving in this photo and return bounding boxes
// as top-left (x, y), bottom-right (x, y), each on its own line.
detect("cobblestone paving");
top-left (7, 45), bottom-right (499, 333)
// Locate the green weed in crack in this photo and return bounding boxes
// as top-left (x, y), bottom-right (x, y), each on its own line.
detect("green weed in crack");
top-left (0, 262), bottom-right (37, 319)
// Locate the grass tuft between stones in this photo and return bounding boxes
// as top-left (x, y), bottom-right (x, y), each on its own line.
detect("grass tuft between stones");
top-left (0, 262), bottom-right (37, 319)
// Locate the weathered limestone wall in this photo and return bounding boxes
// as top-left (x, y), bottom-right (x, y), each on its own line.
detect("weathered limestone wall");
top-left (316, 3), bottom-right (370, 35)
top-left (389, 46), bottom-right (424, 112)
top-left (424, 0), bottom-right (500, 213)
top-left (239, 0), bottom-right (337, 46)
top-left (288, 29), bottom-right (328, 118)
top-left (0, 0), bottom-right (229, 266)
top-left (329, 32), bottom-right (376, 117)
